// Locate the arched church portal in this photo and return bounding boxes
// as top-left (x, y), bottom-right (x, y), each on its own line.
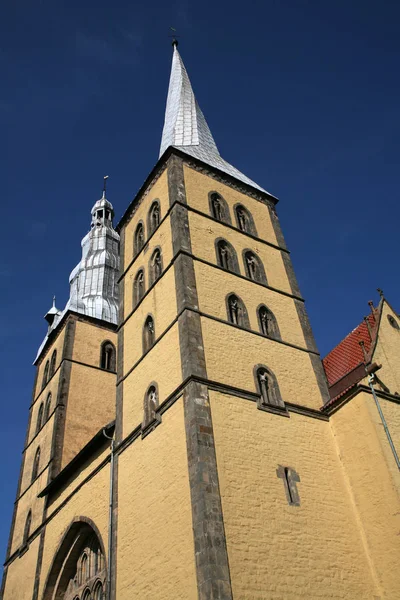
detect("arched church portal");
top-left (42, 518), bottom-right (107, 600)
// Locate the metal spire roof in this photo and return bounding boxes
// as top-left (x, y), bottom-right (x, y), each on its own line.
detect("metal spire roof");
top-left (159, 43), bottom-right (270, 194)
top-left (35, 186), bottom-right (120, 362)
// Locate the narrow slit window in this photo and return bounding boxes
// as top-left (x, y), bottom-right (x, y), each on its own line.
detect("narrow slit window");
top-left (134, 269), bottom-right (145, 306)
top-left (143, 316), bottom-right (155, 354)
top-left (100, 342), bottom-right (116, 371)
top-left (148, 201), bottom-right (161, 234)
top-left (42, 361), bottom-right (49, 390)
top-left (134, 223), bottom-right (145, 255)
top-left (32, 447), bottom-right (41, 482)
top-left (49, 349), bottom-right (57, 377)
top-left (36, 403), bottom-right (44, 434)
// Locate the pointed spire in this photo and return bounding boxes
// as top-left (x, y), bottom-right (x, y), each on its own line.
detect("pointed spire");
top-left (159, 45), bottom-right (272, 195)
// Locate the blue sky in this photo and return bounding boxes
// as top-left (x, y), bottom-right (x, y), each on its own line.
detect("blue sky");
top-left (1, 0), bottom-right (399, 562)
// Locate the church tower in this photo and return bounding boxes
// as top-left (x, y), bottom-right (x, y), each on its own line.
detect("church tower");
top-left (2, 43), bottom-right (400, 600)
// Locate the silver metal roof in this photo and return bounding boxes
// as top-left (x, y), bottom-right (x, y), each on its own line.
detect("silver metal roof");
top-left (160, 44), bottom-right (269, 194)
top-left (35, 192), bottom-right (120, 361)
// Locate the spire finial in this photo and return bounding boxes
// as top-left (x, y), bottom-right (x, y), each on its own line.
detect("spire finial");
top-left (52, 295), bottom-right (56, 308)
top-left (102, 175), bottom-right (109, 199)
top-left (377, 288), bottom-right (384, 298)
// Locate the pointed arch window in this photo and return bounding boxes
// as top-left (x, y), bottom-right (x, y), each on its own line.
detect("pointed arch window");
top-left (235, 204), bottom-right (257, 236)
top-left (133, 269), bottom-right (145, 306)
top-left (49, 349), bottom-right (57, 378)
top-left (23, 510), bottom-right (32, 546)
top-left (134, 222), bottom-right (145, 255)
top-left (243, 250), bottom-right (267, 284)
top-left (209, 192), bottom-right (230, 224)
top-left (143, 316), bottom-right (155, 354)
top-left (148, 200), bottom-right (161, 235)
top-left (149, 248), bottom-right (163, 285)
top-left (32, 447), bottom-right (41, 482)
top-left (100, 342), bottom-right (116, 372)
top-left (42, 360), bottom-right (49, 390)
top-left (255, 366), bottom-right (285, 409)
top-left (226, 294), bottom-right (249, 328)
top-left (216, 239), bottom-right (239, 274)
top-left (36, 403), bottom-right (44, 434)
top-left (257, 305), bottom-right (280, 339)
top-left (44, 392), bottom-right (52, 422)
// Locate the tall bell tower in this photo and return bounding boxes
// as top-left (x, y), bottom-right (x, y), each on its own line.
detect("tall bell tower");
top-left (3, 42), bottom-right (399, 600)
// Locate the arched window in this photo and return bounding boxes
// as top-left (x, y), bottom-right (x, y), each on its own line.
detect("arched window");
top-left (234, 204), bottom-right (257, 236)
top-left (94, 582), bottom-right (104, 600)
top-left (226, 294), bottom-right (249, 328)
top-left (243, 250), bottom-right (267, 284)
top-left (100, 342), bottom-right (116, 372)
top-left (255, 366), bottom-right (284, 409)
top-left (49, 349), bottom-right (57, 378)
top-left (36, 403), bottom-right (44, 434)
top-left (257, 305), bottom-right (281, 339)
top-left (44, 393), bottom-right (52, 422)
top-left (32, 447), bottom-right (41, 482)
top-left (82, 589), bottom-right (91, 600)
top-left (133, 269), bottom-right (145, 306)
top-left (216, 239), bottom-right (239, 274)
top-left (143, 316), bottom-right (155, 354)
top-left (149, 248), bottom-right (163, 285)
top-left (23, 510), bottom-right (32, 546)
top-left (42, 360), bottom-right (49, 390)
top-left (79, 553), bottom-right (89, 585)
top-left (134, 222), bottom-right (145, 255)
top-left (148, 200), bottom-right (161, 235)
top-left (209, 192), bottom-right (230, 224)
top-left (142, 384), bottom-right (161, 430)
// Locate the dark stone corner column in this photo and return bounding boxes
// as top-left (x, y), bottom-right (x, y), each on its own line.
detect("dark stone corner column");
top-left (168, 153), bottom-right (233, 599)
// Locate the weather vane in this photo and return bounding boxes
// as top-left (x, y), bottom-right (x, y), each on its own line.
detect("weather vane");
top-left (103, 175), bottom-right (109, 195)
top-left (170, 26), bottom-right (179, 46)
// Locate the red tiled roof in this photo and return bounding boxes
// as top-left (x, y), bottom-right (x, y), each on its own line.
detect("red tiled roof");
top-left (323, 313), bottom-right (376, 387)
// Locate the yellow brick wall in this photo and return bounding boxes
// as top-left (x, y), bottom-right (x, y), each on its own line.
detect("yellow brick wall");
top-left (117, 397), bottom-right (197, 599)
top-left (122, 323), bottom-right (182, 438)
top-left (28, 371), bottom-right (60, 446)
top-left (10, 467), bottom-right (47, 556)
top-left (3, 536), bottom-right (40, 600)
top-left (210, 390), bottom-right (379, 599)
top-left (123, 169), bottom-right (169, 268)
top-left (183, 165), bottom-right (278, 245)
top-left (330, 390), bottom-right (400, 598)
top-left (123, 218), bottom-right (174, 321)
top-left (201, 316), bottom-right (322, 410)
top-left (194, 260), bottom-right (307, 349)
top-left (122, 267), bottom-right (178, 374)
top-left (189, 210), bottom-right (291, 295)
top-left (38, 463), bottom-right (110, 600)
top-left (62, 363), bottom-right (115, 469)
top-left (72, 320), bottom-right (117, 367)
top-left (49, 446), bottom-right (110, 514)
top-left (21, 412), bottom-right (55, 495)
top-left (34, 326), bottom-right (66, 399)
